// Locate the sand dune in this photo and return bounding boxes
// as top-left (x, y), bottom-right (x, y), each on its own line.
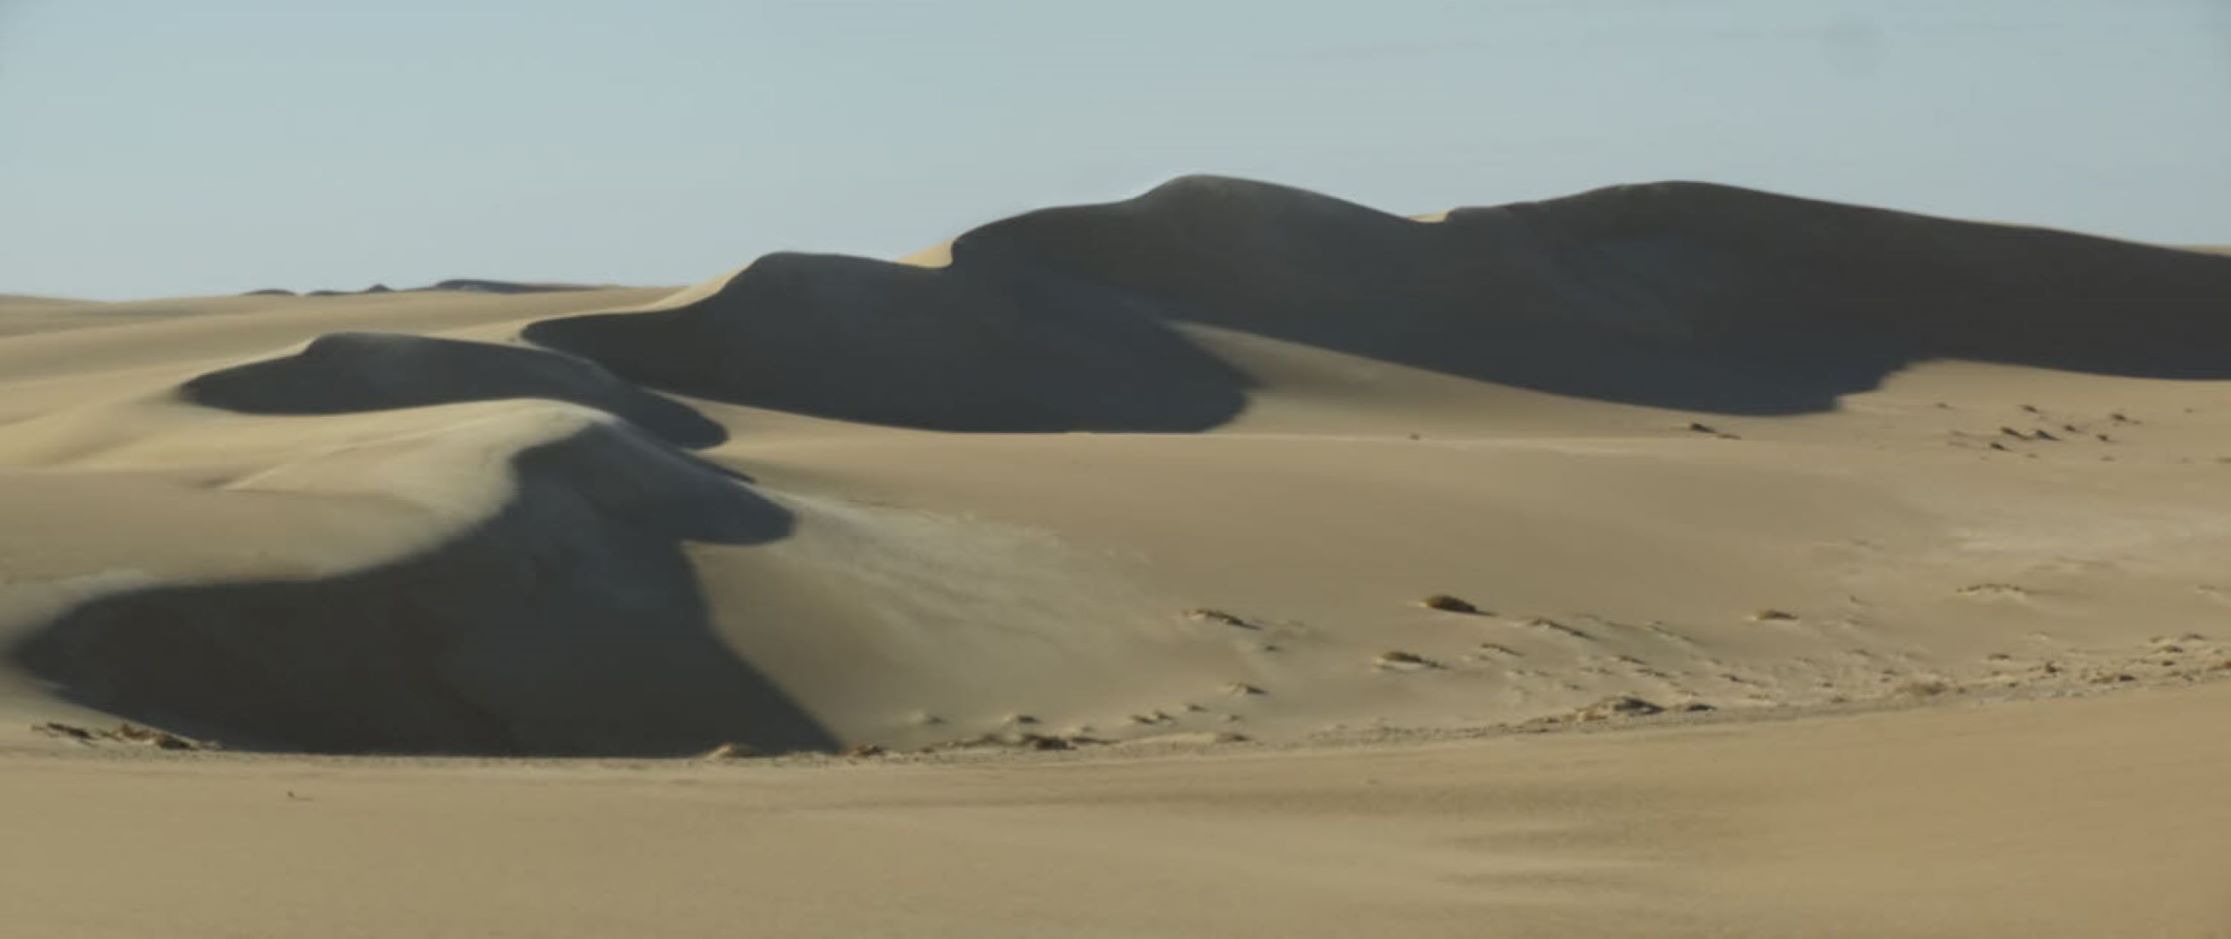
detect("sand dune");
top-left (184, 332), bottom-right (727, 446)
top-left (525, 252), bottom-right (1251, 432)
top-left (539, 177), bottom-right (2231, 434)
top-left (17, 419), bottom-right (828, 755)
top-left (422, 278), bottom-right (606, 294)
top-left (242, 280), bottom-right (601, 298)
top-left (3, 177), bottom-right (2230, 764)
top-left (6, 176), bottom-right (2231, 934)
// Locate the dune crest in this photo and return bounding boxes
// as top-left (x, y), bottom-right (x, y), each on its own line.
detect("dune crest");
top-left (524, 252), bottom-right (1252, 432)
top-left (183, 331), bottom-right (726, 447)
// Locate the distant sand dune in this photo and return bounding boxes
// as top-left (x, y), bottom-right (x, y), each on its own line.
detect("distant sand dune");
top-left (530, 176), bottom-right (2231, 431)
top-left (525, 252), bottom-right (1252, 432)
top-left (423, 278), bottom-right (604, 294)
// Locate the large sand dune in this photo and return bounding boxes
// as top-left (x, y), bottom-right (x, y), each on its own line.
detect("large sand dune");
top-left (7, 177), bottom-right (2231, 935)
top-left (5, 178), bottom-right (2231, 760)
top-left (541, 177), bottom-right (2231, 431)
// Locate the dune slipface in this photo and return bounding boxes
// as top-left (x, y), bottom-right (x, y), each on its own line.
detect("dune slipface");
top-left (183, 331), bottom-right (727, 447)
top-left (531, 177), bottom-right (2231, 428)
top-left (13, 422), bottom-right (826, 756)
top-left (962, 176), bottom-right (2231, 409)
top-left (525, 252), bottom-right (1253, 432)
top-left (1473, 181), bottom-right (2231, 373)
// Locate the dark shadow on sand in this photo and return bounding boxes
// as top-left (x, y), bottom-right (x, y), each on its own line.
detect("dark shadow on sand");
top-left (9, 428), bottom-right (831, 757)
top-left (184, 332), bottom-right (728, 448)
top-left (532, 177), bottom-right (2231, 429)
top-left (525, 253), bottom-right (1255, 433)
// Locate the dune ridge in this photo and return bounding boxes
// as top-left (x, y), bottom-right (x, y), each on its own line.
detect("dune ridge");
top-left (526, 252), bottom-right (1252, 432)
top-left (183, 332), bottom-right (727, 447)
top-left (532, 176), bottom-right (2231, 430)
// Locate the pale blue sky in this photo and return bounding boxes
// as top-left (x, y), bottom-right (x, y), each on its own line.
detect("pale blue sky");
top-left (3, 0), bottom-right (2227, 299)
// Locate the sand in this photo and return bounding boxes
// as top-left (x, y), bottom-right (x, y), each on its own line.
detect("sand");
top-left (4, 177), bottom-right (2231, 935)
top-left (4, 681), bottom-right (2226, 937)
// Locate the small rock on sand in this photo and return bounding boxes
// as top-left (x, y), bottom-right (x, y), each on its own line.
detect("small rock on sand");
top-left (1420, 593), bottom-right (1483, 614)
top-left (35, 721), bottom-right (207, 751)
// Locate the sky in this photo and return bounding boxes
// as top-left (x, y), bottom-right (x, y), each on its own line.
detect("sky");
top-left (2, 0), bottom-right (2228, 300)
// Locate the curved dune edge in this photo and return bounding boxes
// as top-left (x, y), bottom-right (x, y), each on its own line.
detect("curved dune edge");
top-left (182, 331), bottom-right (727, 447)
top-left (10, 417), bottom-right (826, 756)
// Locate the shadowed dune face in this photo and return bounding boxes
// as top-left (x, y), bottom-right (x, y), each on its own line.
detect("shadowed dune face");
top-left (10, 426), bottom-right (829, 756)
top-left (535, 176), bottom-right (2231, 427)
top-left (525, 253), bottom-right (1253, 432)
top-left (958, 175), bottom-right (1900, 415)
top-left (1483, 181), bottom-right (2231, 377)
top-left (183, 332), bottom-right (728, 447)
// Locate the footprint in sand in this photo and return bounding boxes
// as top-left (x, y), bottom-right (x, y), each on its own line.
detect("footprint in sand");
top-left (1638, 621), bottom-right (1702, 648)
top-left (1375, 650), bottom-right (1439, 671)
top-left (1515, 616), bottom-right (1595, 641)
top-left (2194, 585), bottom-right (2231, 607)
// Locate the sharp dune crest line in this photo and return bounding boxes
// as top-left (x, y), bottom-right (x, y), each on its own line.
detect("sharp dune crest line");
top-left (3, 176), bottom-right (2231, 759)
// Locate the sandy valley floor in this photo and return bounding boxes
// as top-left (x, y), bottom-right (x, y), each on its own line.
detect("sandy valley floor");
top-left (4, 680), bottom-right (2227, 938)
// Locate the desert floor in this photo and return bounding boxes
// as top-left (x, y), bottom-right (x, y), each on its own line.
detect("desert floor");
top-left (4, 679), bottom-right (2227, 937)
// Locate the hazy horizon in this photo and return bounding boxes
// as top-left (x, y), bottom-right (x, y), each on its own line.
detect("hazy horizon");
top-left (4, 0), bottom-right (2228, 300)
